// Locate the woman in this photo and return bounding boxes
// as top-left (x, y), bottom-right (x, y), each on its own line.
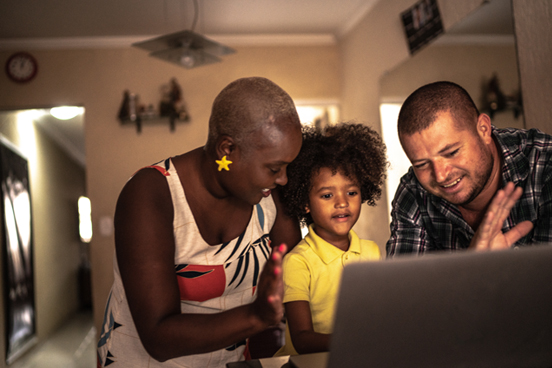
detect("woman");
top-left (97, 77), bottom-right (303, 367)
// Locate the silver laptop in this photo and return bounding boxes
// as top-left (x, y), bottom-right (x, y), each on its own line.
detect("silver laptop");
top-left (318, 245), bottom-right (552, 368)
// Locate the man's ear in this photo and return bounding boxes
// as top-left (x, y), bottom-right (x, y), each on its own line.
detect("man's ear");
top-left (477, 114), bottom-right (493, 142)
top-left (216, 135), bottom-right (235, 159)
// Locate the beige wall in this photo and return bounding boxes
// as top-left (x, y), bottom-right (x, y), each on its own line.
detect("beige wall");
top-left (340, 0), bottom-right (552, 256)
top-left (0, 44), bottom-right (341, 338)
top-left (381, 43), bottom-right (523, 129)
top-left (0, 111), bottom-right (85, 367)
top-left (340, 0), bottom-right (552, 255)
top-left (339, 0), bottom-right (483, 253)
top-left (378, 41), bottom-right (522, 231)
top-left (513, 0), bottom-right (552, 134)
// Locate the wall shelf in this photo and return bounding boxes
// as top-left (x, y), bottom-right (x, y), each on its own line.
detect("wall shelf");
top-left (119, 113), bottom-right (189, 133)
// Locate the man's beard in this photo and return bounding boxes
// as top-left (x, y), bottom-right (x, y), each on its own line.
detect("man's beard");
top-left (454, 151), bottom-right (494, 207)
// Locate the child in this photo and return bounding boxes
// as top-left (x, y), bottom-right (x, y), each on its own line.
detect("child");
top-left (275, 122), bottom-right (387, 356)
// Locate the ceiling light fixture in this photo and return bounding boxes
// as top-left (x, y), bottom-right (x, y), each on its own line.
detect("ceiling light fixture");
top-left (132, 0), bottom-right (235, 69)
top-left (50, 106), bottom-right (83, 120)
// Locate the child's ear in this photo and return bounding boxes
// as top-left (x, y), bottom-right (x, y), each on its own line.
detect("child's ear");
top-left (305, 204), bottom-right (310, 214)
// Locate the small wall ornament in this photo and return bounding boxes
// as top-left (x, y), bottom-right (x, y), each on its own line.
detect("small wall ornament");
top-left (159, 78), bottom-right (190, 122)
top-left (118, 77), bottom-right (191, 133)
top-left (481, 74), bottom-right (523, 119)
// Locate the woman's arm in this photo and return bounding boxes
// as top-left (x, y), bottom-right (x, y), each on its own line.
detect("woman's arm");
top-left (285, 301), bottom-right (330, 354)
top-left (270, 188), bottom-right (302, 252)
top-left (115, 168), bottom-right (286, 362)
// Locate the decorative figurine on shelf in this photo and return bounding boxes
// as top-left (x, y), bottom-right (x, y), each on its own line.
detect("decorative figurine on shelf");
top-left (159, 84), bottom-right (173, 117)
top-left (118, 78), bottom-right (191, 133)
top-left (145, 104), bottom-right (156, 119)
top-left (159, 78), bottom-right (190, 122)
top-left (128, 93), bottom-right (138, 121)
top-left (170, 77), bottom-right (181, 106)
top-left (481, 73), bottom-right (523, 119)
top-left (484, 74), bottom-right (506, 118)
top-left (118, 90), bottom-right (142, 122)
top-left (118, 90), bottom-right (131, 120)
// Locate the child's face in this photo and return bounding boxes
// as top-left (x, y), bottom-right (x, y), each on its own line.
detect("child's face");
top-left (306, 167), bottom-right (361, 245)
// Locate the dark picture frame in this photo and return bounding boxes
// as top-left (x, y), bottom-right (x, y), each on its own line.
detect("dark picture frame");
top-left (0, 137), bottom-right (36, 363)
top-left (401, 0), bottom-right (444, 55)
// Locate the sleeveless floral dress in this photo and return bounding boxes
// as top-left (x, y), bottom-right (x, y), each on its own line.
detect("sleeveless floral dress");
top-left (97, 157), bottom-right (276, 367)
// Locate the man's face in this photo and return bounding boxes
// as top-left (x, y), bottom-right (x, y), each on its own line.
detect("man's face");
top-left (399, 111), bottom-right (494, 206)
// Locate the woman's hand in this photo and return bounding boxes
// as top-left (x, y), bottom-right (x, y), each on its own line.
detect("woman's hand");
top-left (250, 243), bottom-right (287, 328)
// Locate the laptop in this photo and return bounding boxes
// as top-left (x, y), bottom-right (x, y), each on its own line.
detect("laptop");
top-left (290, 245), bottom-right (552, 368)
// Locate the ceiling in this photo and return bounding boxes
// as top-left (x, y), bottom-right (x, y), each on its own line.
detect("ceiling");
top-left (0, 0), bottom-right (513, 167)
top-left (0, 0), bottom-right (378, 41)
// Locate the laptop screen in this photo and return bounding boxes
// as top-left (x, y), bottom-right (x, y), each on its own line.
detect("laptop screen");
top-left (328, 246), bottom-right (552, 367)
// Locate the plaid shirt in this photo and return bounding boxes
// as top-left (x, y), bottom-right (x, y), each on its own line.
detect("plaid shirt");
top-left (387, 127), bottom-right (552, 257)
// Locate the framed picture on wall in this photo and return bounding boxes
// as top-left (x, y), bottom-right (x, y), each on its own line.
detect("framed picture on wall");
top-left (0, 136), bottom-right (36, 363)
top-left (401, 0), bottom-right (443, 54)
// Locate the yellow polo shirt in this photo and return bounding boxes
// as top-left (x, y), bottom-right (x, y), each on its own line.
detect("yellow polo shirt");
top-left (275, 225), bottom-right (380, 356)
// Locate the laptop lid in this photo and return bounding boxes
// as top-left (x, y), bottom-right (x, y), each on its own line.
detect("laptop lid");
top-left (328, 245), bottom-right (552, 368)
top-left (288, 352), bottom-right (329, 368)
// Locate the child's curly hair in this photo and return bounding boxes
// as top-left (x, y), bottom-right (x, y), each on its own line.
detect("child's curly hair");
top-left (281, 122), bottom-right (387, 226)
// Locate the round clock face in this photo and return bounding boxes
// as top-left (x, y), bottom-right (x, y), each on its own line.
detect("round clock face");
top-left (5, 52), bottom-right (38, 83)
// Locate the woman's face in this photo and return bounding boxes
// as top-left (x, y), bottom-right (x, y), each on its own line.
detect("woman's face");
top-left (225, 121), bottom-right (302, 206)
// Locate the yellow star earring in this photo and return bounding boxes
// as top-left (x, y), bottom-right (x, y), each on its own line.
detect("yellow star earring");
top-left (216, 155), bottom-right (233, 171)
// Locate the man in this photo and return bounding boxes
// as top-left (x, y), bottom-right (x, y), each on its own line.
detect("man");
top-left (387, 81), bottom-right (552, 256)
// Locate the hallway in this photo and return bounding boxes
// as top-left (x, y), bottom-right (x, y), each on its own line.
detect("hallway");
top-left (9, 311), bottom-right (96, 368)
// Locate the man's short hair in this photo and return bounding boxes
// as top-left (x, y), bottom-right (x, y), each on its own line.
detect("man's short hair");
top-left (398, 81), bottom-right (480, 136)
top-left (206, 77), bottom-right (300, 152)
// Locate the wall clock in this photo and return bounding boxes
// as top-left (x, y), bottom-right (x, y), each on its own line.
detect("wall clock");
top-left (5, 52), bottom-right (38, 83)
